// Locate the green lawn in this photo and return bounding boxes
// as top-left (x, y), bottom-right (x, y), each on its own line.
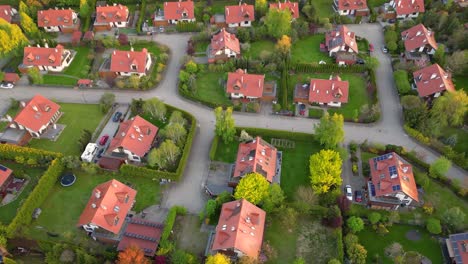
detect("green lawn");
top-left (0, 104), bottom-right (21, 131)
top-left (358, 224), bottom-right (443, 264)
top-left (196, 0), bottom-right (239, 14)
top-left (453, 75), bottom-right (468, 93)
top-left (0, 162), bottom-right (45, 225)
top-left (291, 35), bottom-right (333, 64)
top-left (28, 103), bottom-right (104, 156)
top-left (42, 74), bottom-right (78, 86)
top-left (195, 40), bottom-right (209, 53)
top-left (368, 0), bottom-right (389, 8)
top-left (243, 40), bottom-right (276, 60)
top-left (121, 42), bottom-right (162, 58)
top-left (194, 71), bottom-right (233, 107)
top-left (63, 46), bottom-right (92, 78)
top-left (312, 0), bottom-right (335, 19)
top-left (439, 127), bottom-right (468, 154)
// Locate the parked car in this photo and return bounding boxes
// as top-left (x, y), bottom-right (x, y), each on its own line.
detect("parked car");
top-left (99, 134), bottom-right (109, 146)
top-left (0, 82), bottom-right (14, 89)
top-left (368, 43), bottom-right (374, 52)
top-left (96, 148), bottom-right (105, 158)
top-left (299, 104), bottom-right (306, 116)
top-left (356, 59), bottom-right (365, 65)
top-left (159, 26), bottom-right (164, 33)
top-left (345, 185), bottom-right (353, 201)
top-left (355, 190), bottom-right (363, 202)
top-left (112, 112), bottom-right (122, 122)
top-left (382, 46), bottom-right (388, 53)
top-left (388, 19), bottom-right (396, 24)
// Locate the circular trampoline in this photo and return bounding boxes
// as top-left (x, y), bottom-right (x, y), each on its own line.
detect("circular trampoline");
top-left (60, 173), bottom-right (76, 187)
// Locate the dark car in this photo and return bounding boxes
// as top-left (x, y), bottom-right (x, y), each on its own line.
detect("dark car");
top-left (99, 134), bottom-right (109, 146)
top-left (356, 59), bottom-right (365, 65)
top-left (355, 190), bottom-right (363, 202)
top-left (97, 148), bottom-right (105, 158)
top-left (388, 19), bottom-right (396, 24)
top-left (112, 112), bottom-right (122, 122)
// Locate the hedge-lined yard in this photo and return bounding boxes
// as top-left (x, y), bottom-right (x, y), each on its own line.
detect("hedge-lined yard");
top-left (243, 40), bottom-right (276, 60)
top-left (193, 72), bottom-right (233, 107)
top-left (291, 35), bottom-right (333, 64)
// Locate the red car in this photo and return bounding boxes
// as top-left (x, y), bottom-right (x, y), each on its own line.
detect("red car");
top-left (99, 134), bottom-right (109, 146)
top-left (355, 190), bottom-right (363, 202)
top-left (369, 43), bottom-right (374, 52)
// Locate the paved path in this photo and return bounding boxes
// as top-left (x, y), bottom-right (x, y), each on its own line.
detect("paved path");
top-left (0, 27), bottom-right (466, 213)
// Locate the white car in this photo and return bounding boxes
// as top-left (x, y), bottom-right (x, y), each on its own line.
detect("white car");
top-left (345, 185), bottom-right (353, 201)
top-left (381, 46), bottom-right (388, 53)
top-left (0, 82), bottom-right (14, 89)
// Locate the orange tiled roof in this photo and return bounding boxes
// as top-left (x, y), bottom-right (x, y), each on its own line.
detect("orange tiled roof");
top-left (335, 0), bottom-right (368, 11)
top-left (23, 45), bottom-right (66, 67)
top-left (163, 0), bottom-right (195, 20)
top-left (95, 4), bottom-right (129, 24)
top-left (413, 64), bottom-right (455, 97)
top-left (225, 4), bottom-right (255, 24)
top-left (13, 94), bottom-right (60, 133)
top-left (210, 28), bottom-right (240, 56)
top-left (109, 49), bottom-right (149, 74)
top-left (325, 25), bottom-right (359, 53)
top-left (401, 24), bottom-right (437, 52)
top-left (0, 164), bottom-right (12, 188)
top-left (0, 5), bottom-right (14, 23)
top-left (308, 75), bottom-right (349, 104)
top-left (269, 1), bottom-right (300, 19)
top-left (393, 0), bottom-right (425, 15)
top-left (226, 69), bottom-right (264, 98)
top-left (37, 9), bottom-right (75, 27)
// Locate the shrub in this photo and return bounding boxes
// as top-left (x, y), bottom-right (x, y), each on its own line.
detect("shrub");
top-left (209, 135), bottom-right (219, 160)
top-left (368, 212), bottom-right (382, 224)
top-left (347, 216), bottom-right (364, 233)
top-left (426, 218), bottom-right (442, 234)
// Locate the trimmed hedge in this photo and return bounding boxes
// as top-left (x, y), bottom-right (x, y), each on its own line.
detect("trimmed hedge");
top-left (176, 22), bottom-right (201, 32)
top-left (135, 0), bottom-right (147, 33)
top-left (0, 144), bottom-right (61, 163)
top-left (293, 63), bottom-right (367, 73)
top-left (120, 164), bottom-right (177, 180)
top-left (236, 127), bottom-right (315, 142)
top-left (160, 206), bottom-right (187, 244)
top-left (404, 125), bottom-right (430, 145)
top-left (334, 228), bottom-right (344, 263)
top-left (209, 135), bottom-right (219, 161)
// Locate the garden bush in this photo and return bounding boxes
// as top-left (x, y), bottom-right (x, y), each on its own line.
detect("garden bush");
top-left (393, 70), bottom-right (411, 95)
top-left (236, 127), bottom-right (314, 142)
top-left (209, 135), bottom-right (219, 160)
top-left (176, 22), bottom-right (201, 32)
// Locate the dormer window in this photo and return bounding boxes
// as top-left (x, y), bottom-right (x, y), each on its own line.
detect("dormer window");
top-left (234, 84), bottom-right (240, 90)
top-left (124, 194), bottom-right (129, 203)
top-left (114, 205), bottom-right (120, 212)
top-left (131, 64), bottom-right (137, 70)
top-left (114, 216), bottom-right (120, 225)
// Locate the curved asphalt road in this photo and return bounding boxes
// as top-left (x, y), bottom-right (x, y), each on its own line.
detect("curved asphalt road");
top-left (0, 26), bottom-right (466, 213)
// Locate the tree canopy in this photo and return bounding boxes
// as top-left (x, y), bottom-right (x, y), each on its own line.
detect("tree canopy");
top-left (265, 9), bottom-right (292, 39)
top-left (143, 97), bottom-right (167, 120)
top-left (429, 156), bottom-right (451, 179)
top-left (275, 35), bottom-right (292, 57)
top-left (0, 18), bottom-right (28, 57)
top-left (309, 149), bottom-right (342, 194)
top-left (426, 218), bottom-right (442, 234)
top-left (430, 90), bottom-right (468, 128)
top-left (234, 173), bottom-right (269, 205)
top-left (205, 253), bottom-right (231, 264)
top-left (214, 107), bottom-right (236, 143)
top-left (314, 113), bottom-right (344, 149)
top-left (347, 216), bottom-right (364, 233)
top-left (117, 245), bottom-right (150, 264)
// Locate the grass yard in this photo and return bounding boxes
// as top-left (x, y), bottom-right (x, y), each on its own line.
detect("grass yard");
top-left (0, 103), bottom-right (21, 131)
top-left (312, 0), bottom-right (335, 19)
top-left (291, 35), bottom-right (333, 64)
top-left (194, 40), bottom-right (209, 53)
top-left (453, 75), bottom-right (468, 93)
top-left (42, 74), bottom-right (78, 86)
top-left (63, 46), bottom-right (92, 78)
top-left (196, 0), bottom-right (239, 14)
top-left (28, 103), bottom-right (104, 156)
top-left (358, 224), bottom-right (443, 264)
top-left (26, 170), bottom-right (162, 243)
top-left (439, 127), bottom-right (468, 154)
top-left (368, 0), bottom-right (389, 8)
top-left (121, 42), bottom-right (162, 58)
top-left (173, 214), bottom-right (210, 257)
top-left (243, 40), bottom-right (276, 60)
top-left (194, 71), bottom-right (233, 107)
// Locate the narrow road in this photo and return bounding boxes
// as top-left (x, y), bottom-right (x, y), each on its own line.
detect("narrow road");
top-left (0, 26), bottom-right (466, 213)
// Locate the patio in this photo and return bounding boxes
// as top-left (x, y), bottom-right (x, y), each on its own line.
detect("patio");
top-left (1, 178), bottom-right (27, 205)
top-left (204, 161), bottom-right (233, 197)
top-left (39, 124), bottom-right (66, 141)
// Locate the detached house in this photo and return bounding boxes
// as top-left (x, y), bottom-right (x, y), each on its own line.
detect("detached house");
top-left (413, 64), bottom-right (455, 98)
top-left (0, 165), bottom-right (14, 198)
top-left (163, 0), bottom-right (195, 24)
top-left (107, 115), bottom-right (158, 163)
top-left (367, 152), bottom-right (419, 210)
top-left (100, 49), bottom-right (152, 78)
top-left (225, 4), bottom-right (255, 28)
top-left (324, 25), bottom-right (358, 57)
top-left (21, 44), bottom-right (75, 72)
top-left (0, 5), bottom-right (18, 24)
top-left (294, 75), bottom-right (349, 107)
top-left (446, 232), bottom-right (468, 264)
top-left (208, 28), bottom-right (240, 63)
top-left (37, 8), bottom-right (79, 33)
top-left (94, 4), bottom-right (129, 31)
top-left (389, 0), bottom-right (425, 19)
top-left (269, 1), bottom-right (300, 20)
top-left (226, 69), bottom-right (274, 100)
top-left (333, 0), bottom-right (369, 16)
top-left (209, 199), bottom-right (266, 259)
top-left (401, 24), bottom-right (437, 55)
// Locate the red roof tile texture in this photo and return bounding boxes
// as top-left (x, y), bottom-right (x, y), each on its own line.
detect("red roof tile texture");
top-left (335, 0), bottom-right (368, 11)
top-left (77, 179), bottom-right (137, 234)
top-left (109, 49), bottom-right (149, 74)
top-left (163, 0), bottom-right (195, 20)
top-left (212, 199), bottom-right (266, 259)
top-left (401, 24), bottom-right (437, 52)
top-left (37, 9), bottom-right (75, 27)
top-left (117, 218), bottom-right (163, 256)
top-left (325, 25), bottom-right (359, 53)
top-left (2, 73), bottom-right (20, 83)
top-left (308, 75), bottom-right (349, 104)
top-left (413, 64), bottom-right (455, 97)
top-left (225, 4), bottom-right (255, 24)
top-left (269, 1), bottom-right (300, 19)
top-left (0, 5), bottom-right (14, 23)
top-left (0, 165), bottom-right (13, 188)
top-left (393, 0), bottom-right (425, 15)
top-left (107, 115), bottom-right (158, 157)
top-left (210, 28), bottom-right (240, 56)
top-left (226, 69), bottom-right (265, 98)
top-left (13, 94), bottom-right (60, 133)
top-left (369, 152), bottom-right (419, 202)
top-left (95, 4), bottom-right (128, 24)
top-left (233, 137), bottom-right (277, 183)
top-left (23, 45), bottom-right (66, 67)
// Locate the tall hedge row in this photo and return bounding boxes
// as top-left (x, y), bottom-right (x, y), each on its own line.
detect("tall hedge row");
top-left (135, 0), bottom-right (147, 33)
top-left (293, 63), bottom-right (367, 73)
top-left (0, 144), bottom-right (61, 162)
top-left (235, 127), bottom-right (315, 142)
top-left (209, 135), bottom-right (219, 160)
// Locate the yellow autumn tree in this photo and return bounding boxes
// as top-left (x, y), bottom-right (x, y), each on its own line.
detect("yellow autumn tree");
top-left (309, 149), bottom-right (343, 194)
top-left (0, 18), bottom-right (28, 56)
top-left (205, 253), bottom-right (231, 264)
top-left (275, 35), bottom-right (291, 56)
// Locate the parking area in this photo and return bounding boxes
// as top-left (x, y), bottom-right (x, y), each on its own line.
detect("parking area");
top-left (342, 146), bottom-right (368, 205)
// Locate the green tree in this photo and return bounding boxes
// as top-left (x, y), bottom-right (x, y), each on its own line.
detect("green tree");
top-left (344, 233), bottom-right (359, 247)
top-left (442, 207), bottom-right (466, 231)
top-left (27, 67), bottom-right (43, 84)
top-left (62, 156), bottom-right (81, 169)
top-left (265, 9), bottom-right (292, 39)
top-left (148, 148), bottom-right (167, 169)
top-left (78, 129), bottom-right (92, 152)
top-left (143, 97), bottom-right (166, 120)
top-left (309, 149), bottom-right (342, 194)
top-left (99, 92), bottom-right (115, 113)
top-left (314, 112), bottom-right (344, 149)
top-left (327, 259), bottom-right (341, 264)
top-left (347, 216), bottom-right (364, 233)
top-left (79, 0), bottom-right (90, 18)
top-left (301, 4), bottom-right (317, 21)
top-left (434, 45), bottom-right (446, 67)
top-left (162, 123), bottom-right (187, 146)
top-left (0, 234), bottom-right (6, 247)
top-left (214, 107), bottom-right (236, 144)
top-left (184, 60), bottom-right (198, 74)
top-left (393, 70), bottom-right (411, 95)
top-left (158, 140), bottom-right (181, 166)
top-left (127, 75), bottom-right (140, 89)
top-left (262, 183), bottom-right (285, 213)
top-left (205, 253), bottom-right (231, 264)
top-left (446, 50), bottom-right (468, 75)
top-left (170, 249), bottom-right (197, 264)
top-left (255, 0), bottom-right (268, 17)
top-left (204, 199), bottom-right (217, 219)
top-left (293, 258), bottom-right (306, 264)
top-left (368, 212), bottom-right (381, 225)
top-left (386, 41), bottom-right (398, 52)
top-left (429, 157), bottom-right (451, 179)
top-left (426, 218), bottom-right (442, 234)
top-left (234, 173), bottom-right (269, 205)
top-left (19, 11), bottom-right (39, 38)
top-left (347, 243), bottom-right (367, 264)
top-left (169, 111), bottom-right (187, 126)
top-left (384, 30), bottom-right (398, 43)
top-left (430, 90), bottom-right (468, 128)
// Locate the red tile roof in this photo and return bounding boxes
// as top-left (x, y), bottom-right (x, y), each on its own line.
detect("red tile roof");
top-left (107, 115), bottom-right (158, 157)
top-left (369, 152), bottom-right (419, 202)
top-left (2, 72), bottom-right (20, 83)
top-left (212, 199), bottom-right (266, 259)
top-left (309, 75), bottom-right (349, 104)
top-left (37, 9), bottom-right (75, 27)
top-left (95, 4), bottom-right (129, 24)
top-left (0, 5), bottom-right (14, 23)
top-left (210, 28), bottom-right (240, 56)
top-left (77, 79), bottom-right (93, 85)
top-left (393, 0), bottom-right (425, 15)
top-left (335, 0), bottom-right (368, 11)
top-left (117, 218), bottom-right (163, 256)
top-left (401, 24), bottom-right (437, 52)
top-left (23, 45), bottom-right (66, 67)
top-left (109, 49), bottom-right (149, 74)
top-left (325, 25), bottom-right (359, 53)
top-left (77, 179), bottom-right (137, 234)
top-left (269, 1), bottom-right (300, 19)
top-left (13, 94), bottom-right (60, 133)
top-left (163, 0), bottom-right (195, 20)
top-left (447, 233), bottom-right (468, 264)
top-left (232, 137), bottom-right (277, 183)
top-left (226, 69), bottom-right (265, 98)
top-left (413, 64), bottom-right (455, 97)
top-left (0, 165), bottom-right (13, 188)
top-left (225, 4), bottom-right (255, 24)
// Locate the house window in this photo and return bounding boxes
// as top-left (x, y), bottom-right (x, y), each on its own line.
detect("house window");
top-left (114, 206), bottom-right (120, 212)
top-left (114, 216), bottom-right (120, 225)
top-left (244, 21), bottom-right (249, 24)
top-left (131, 64), bottom-right (137, 70)
top-left (380, 174), bottom-right (385, 179)
top-left (125, 194), bottom-right (129, 203)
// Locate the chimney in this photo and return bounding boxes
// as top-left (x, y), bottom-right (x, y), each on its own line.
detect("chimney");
top-left (20, 101), bottom-right (26, 107)
top-left (113, 51), bottom-right (116, 56)
top-left (130, 47), bottom-right (134, 52)
top-left (6, 115), bottom-right (12, 122)
top-left (91, 203), bottom-right (96, 208)
top-left (127, 53), bottom-right (130, 58)
top-left (95, 190), bottom-right (101, 198)
top-left (32, 105), bottom-right (38, 111)
top-left (101, 204), bottom-right (107, 210)
top-left (226, 7), bottom-right (229, 15)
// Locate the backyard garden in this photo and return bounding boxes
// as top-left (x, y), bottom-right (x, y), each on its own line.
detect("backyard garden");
top-left (291, 35), bottom-right (333, 64)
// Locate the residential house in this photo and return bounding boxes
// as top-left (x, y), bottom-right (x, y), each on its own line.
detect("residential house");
top-left (294, 75), bottom-right (349, 107)
top-left (20, 44), bottom-right (75, 72)
top-left (401, 24), bottom-right (437, 55)
top-left (208, 28), bottom-right (241, 63)
top-left (94, 4), bottom-right (129, 31)
top-left (225, 4), bottom-right (255, 28)
top-left (231, 136), bottom-right (279, 185)
top-left (6, 94), bottom-right (61, 138)
top-left (117, 218), bottom-right (164, 257)
top-left (163, 0), bottom-right (195, 24)
top-left (106, 115), bottom-right (158, 163)
top-left (413, 64), bottom-right (455, 98)
top-left (269, 1), bottom-right (300, 20)
top-left (335, 52), bottom-right (358, 65)
top-left (210, 199), bottom-right (266, 259)
top-left (0, 5), bottom-right (18, 24)
top-left (226, 69), bottom-right (266, 100)
top-left (37, 8), bottom-right (79, 33)
top-left (333, 0), bottom-right (369, 16)
top-left (77, 179), bottom-right (137, 237)
top-left (367, 152), bottom-right (419, 210)
top-left (0, 165), bottom-right (13, 198)
top-left (389, 0), bottom-right (425, 19)
top-left (100, 49), bottom-right (152, 78)
top-left (446, 232), bottom-right (468, 264)
top-left (324, 25), bottom-right (358, 57)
